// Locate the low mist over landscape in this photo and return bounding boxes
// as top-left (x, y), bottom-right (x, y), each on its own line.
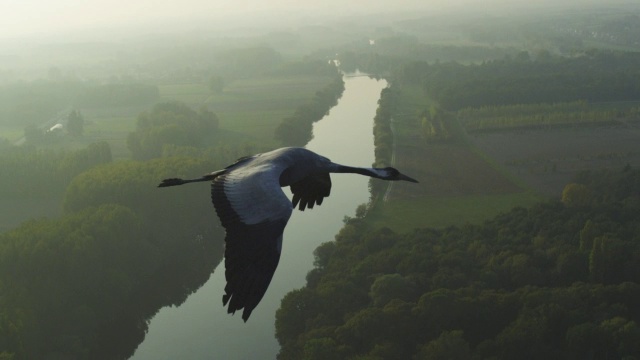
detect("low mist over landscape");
top-left (4, 0), bottom-right (623, 39)
top-left (2, 1), bottom-right (640, 359)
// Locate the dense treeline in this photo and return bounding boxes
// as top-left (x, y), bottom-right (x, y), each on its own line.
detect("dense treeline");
top-left (275, 73), bottom-right (345, 146)
top-left (0, 142), bottom-right (112, 199)
top-left (337, 49), bottom-right (640, 112)
top-left (422, 50), bottom-right (640, 110)
top-left (372, 88), bottom-right (395, 167)
top-left (0, 81), bottom-right (161, 128)
top-left (126, 101), bottom-right (220, 160)
top-left (556, 12), bottom-right (640, 49)
top-left (420, 106), bottom-right (452, 142)
top-left (276, 168), bottom-right (640, 359)
top-left (0, 81), bottom-right (81, 126)
top-left (0, 156), bottom-right (227, 359)
top-left (459, 100), bottom-right (640, 132)
top-left (270, 60), bottom-right (342, 77)
top-left (335, 36), bottom-right (515, 76)
top-left (0, 205), bottom-right (155, 359)
top-left (458, 101), bottom-right (591, 119)
top-left (217, 47), bottom-right (284, 78)
top-left (370, 87), bottom-right (396, 197)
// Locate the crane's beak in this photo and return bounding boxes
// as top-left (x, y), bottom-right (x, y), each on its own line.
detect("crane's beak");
top-left (399, 174), bottom-right (419, 183)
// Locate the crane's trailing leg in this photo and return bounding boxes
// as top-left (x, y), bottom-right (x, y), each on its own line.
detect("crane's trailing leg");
top-left (158, 171), bottom-right (225, 187)
top-left (158, 178), bottom-right (189, 187)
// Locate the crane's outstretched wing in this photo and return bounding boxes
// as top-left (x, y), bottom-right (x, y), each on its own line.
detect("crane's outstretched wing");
top-left (290, 172), bottom-right (332, 211)
top-left (210, 164), bottom-right (293, 322)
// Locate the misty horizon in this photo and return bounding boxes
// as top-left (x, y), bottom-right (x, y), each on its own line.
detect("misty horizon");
top-left (2, 0), bottom-right (636, 41)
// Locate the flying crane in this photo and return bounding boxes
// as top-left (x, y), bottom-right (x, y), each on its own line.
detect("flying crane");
top-left (158, 147), bottom-right (418, 321)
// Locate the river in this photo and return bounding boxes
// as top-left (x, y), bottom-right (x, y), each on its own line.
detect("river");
top-left (131, 73), bottom-right (387, 360)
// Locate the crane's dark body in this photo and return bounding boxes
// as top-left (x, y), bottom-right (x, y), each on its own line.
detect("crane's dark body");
top-left (158, 147), bottom-right (417, 321)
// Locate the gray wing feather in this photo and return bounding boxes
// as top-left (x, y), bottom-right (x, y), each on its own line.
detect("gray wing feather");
top-left (210, 162), bottom-right (293, 321)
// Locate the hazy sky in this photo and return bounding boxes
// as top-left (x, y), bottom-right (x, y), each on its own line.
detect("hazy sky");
top-left (0, 0), bottom-right (623, 39)
top-left (4, 0), bottom-right (402, 36)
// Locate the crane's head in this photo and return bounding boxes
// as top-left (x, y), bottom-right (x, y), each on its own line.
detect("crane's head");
top-left (376, 167), bottom-right (419, 183)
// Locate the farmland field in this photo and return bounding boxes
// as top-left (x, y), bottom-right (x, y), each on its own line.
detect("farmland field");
top-left (374, 117), bottom-right (640, 231)
top-left (160, 74), bottom-right (336, 145)
top-left (0, 125), bottom-right (23, 143)
top-left (366, 84), bottom-right (541, 231)
top-left (469, 122), bottom-right (640, 196)
top-left (366, 192), bottom-right (540, 231)
top-left (367, 137), bottom-right (540, 232)
top-left (205, 75), bottom-right (336, 140)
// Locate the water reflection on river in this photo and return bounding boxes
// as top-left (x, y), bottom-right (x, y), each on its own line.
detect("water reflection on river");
top-left (131, 73), bottom-right (387, 360)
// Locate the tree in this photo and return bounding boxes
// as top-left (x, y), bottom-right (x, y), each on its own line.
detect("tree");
top-left (369, 274), bottom-right (415, 307)
top-left (24, 125), bottom-right (45, 144)
top-left (67, 110), bottom-right (84, 137)
top-left (127, 101), bottom-right (219, 160)
top-left (579, 219), bottom-right (599, 252)
top-left (589, 236), bottom-right (607, 282)
top-left (336, 308), bottom-right (386, 351)
top-left (561, 183), bottom-right (591, 208)
top-left (416, 330), bottom-right (472, 360)
top-left (208, 76), bottom-right (225, 94)
top-left (275, 288), bottom-right (319, 349)
top-left (302, 338), bottom-right (341, 360)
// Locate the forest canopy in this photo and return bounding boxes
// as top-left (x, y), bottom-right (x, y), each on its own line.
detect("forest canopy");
top-left (0, 156), bottom-right (227, 359)
top-left (126, 101), bottom-right (220, 160)
top-left (419, 51), bottom-right (640, 110)
top-left (276, 168), bottom-right (640, 359)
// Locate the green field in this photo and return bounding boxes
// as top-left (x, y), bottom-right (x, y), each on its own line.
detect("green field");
top-left (205, 75), bottom-right (335, 141)
top-left (367, 191), bottom-right (541, 232)
top-left (366, 82), bottom-right (543, 230)
top-left (82, 116), bottom-right (137, 159)
top-left (158, 83), bottom-right (211, 104)
top-left (0, 125), bottom-right (23, 143)
top-left (157, 75), bottom-right (335, 146)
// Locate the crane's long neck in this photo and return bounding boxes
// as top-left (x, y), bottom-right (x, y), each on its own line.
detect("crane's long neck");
top-left (332, 164), bottom-right (385, 179)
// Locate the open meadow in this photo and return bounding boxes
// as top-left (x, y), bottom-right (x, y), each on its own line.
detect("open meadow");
top-left (152, 74), bottom-right (334, 151)
top-left (469, 122), bottom-right (640, 196)
top-left (367, 135), bottom-right (542, 231)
